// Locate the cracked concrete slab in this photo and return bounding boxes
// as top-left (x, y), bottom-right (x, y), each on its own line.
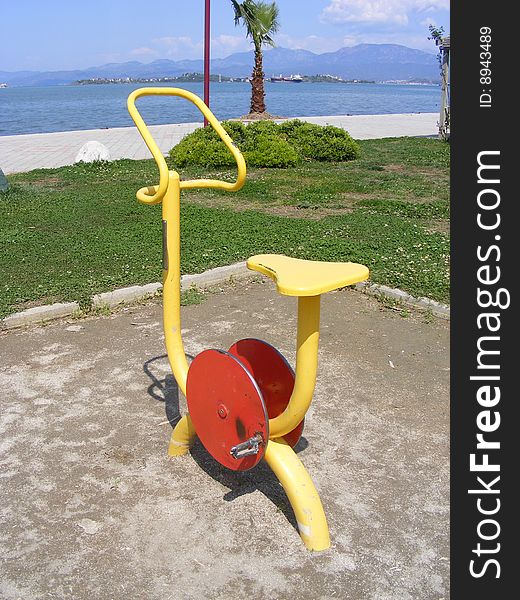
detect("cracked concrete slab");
top-left (0, 280), bottom-right (449, 599)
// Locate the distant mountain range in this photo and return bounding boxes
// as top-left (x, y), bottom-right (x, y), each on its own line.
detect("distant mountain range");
top-left (1, 44), bottom-right (439, 87)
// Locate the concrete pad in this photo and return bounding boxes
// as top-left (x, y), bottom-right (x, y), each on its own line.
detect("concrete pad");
top-left (0, 281), bottom-right (449, 599)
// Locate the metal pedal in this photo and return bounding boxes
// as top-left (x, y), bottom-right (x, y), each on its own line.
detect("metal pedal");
top-left (230, 434), bottom-right (264, 460)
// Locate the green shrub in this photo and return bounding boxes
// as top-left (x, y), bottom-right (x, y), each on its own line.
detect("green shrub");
top-left (169, 128), bottom-right (224, 168)
top-left (243, 119), bottom-right (280, 144)
top-left (277, 119), bottom-right (309, 136)
top-left (281, 120), bottom-right (360, 162)
top-left (245, 134), bottom-right (299, 168)
top-left (220, 120), bottom-right (248, 146)
top-left (171, 137), bottom-right (236, 168)
top-left (169, 119), bottom-right (359, 168)
top-left (169, 122), bottom-right (248, 168)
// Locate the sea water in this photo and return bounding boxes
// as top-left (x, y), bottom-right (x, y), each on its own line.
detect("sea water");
top-left (0, 81), bottom-right (440, 136)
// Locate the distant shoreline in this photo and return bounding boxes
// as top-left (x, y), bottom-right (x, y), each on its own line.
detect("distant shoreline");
top-left (71, 73), bottom-right (384, 86)
top-left (69, 74), bottom-right (439, 87)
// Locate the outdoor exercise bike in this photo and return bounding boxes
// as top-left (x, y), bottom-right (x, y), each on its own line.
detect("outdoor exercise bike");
top-left (128, 88), bottom-right (369, 551)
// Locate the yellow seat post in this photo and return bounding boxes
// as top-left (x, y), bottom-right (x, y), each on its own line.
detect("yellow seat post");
top-left (269, 295), bottom-right (321, 439)
top-left (263, 295), bottom-right (330, 551)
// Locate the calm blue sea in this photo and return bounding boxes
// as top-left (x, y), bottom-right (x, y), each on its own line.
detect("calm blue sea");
top-left (0, 81), bottom-right (440, 136)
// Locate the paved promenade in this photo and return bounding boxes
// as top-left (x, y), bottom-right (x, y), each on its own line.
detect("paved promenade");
top-left (0, 113), bottom-right (438, 174)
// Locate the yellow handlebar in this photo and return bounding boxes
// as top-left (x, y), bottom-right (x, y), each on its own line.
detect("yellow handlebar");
top-left (127, 87), bottom-right (247, 205)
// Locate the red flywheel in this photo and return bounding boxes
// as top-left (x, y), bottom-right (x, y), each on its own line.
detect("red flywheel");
top-left (186, 349), bottom-right (269, 471)
top-left (229, 339), bottom-right (304, 448)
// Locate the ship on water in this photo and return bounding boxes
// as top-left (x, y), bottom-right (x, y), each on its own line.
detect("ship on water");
top-left (270, 74), bottom-right (303, 83)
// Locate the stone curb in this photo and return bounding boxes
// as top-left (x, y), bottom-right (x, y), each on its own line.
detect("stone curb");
top-left (92, 282), bottom-right (163, 309)
top-left (1, 302), bottom-right (81, 330)
top-left (181, 262), bottom-right (250, 291)
top-left (91, 262), bottom-right (251, 309)
top-left (1, 263), bottom-right (449, 331)
top-left (355, 281), bottom-right (450, 319)
top-left (0, 263), bottom-right (251, 331)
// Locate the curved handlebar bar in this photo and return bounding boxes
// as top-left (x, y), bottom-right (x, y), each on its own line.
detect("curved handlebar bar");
top-left (127, 87), bottom-right (247, 205)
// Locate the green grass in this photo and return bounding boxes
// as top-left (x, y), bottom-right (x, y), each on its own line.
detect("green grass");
top-left (0, 137), bottom-right (449, 318)
top-left (181, 287), bottom-right (206, 306)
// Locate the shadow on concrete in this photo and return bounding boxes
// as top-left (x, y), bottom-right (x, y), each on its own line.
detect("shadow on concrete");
top-left (143, 353), bottom-right (310, 534)
top-left (191, 441), bottom-right (300, 532)
top-left (143, 353), bottom-right (191, 427)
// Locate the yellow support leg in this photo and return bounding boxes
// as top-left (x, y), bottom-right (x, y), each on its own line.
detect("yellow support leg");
top-left (162, 172), bottom-right (197, 458)
top-left (168, 414), bottom-right (197, 457)
top-left (264, 438), bottom-right (330, 551)
top-left (162, 172), bottom-right (189, 398)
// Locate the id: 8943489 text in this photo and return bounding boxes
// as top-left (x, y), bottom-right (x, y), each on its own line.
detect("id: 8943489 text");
top-left (480, 26), bottom-right (492, 108)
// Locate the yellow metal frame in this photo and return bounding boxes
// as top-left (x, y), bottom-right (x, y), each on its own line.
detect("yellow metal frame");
top-left (127, 87), bottom-right (330, 551)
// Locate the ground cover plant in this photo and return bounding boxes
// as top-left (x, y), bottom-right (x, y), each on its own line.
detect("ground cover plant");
top-left (0, 137), bottom-right (449, 319)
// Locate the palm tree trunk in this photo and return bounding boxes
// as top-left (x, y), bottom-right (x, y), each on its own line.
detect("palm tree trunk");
top-left (250, 46), bottom-right (266, 114)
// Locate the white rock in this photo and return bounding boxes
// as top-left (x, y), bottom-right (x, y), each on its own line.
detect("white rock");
top-left (75, 141), bottom-right (110, 163)
top-left (0, 167), bottom-right (9, 192)
top-left (77, 518), bottom-right (102, 534)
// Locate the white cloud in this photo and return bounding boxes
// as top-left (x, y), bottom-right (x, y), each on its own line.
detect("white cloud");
top-left (130, 35), bottom-right (250, 61)
top-left (152, 36), bottom-right (203, 59)
top-left (415, 1), bottom-right (449, 10)
top-left (130, 47), bottom-right (159, 58)
top-left (321, 1), bottom-right (449, 26)
top-left (323, 1), bottom-right (408, 25)
top-left (275, 33), bottom-right (343, 54)
top-left (212, 34), bottom-right (251, 55)
top-left (420, 17), bottom-right (437, 27)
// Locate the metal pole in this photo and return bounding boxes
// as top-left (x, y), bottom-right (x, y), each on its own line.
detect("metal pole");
top-left (439, 47), bottom-right (449, 140)
top-left (204, 0), bottom-right (211, 126)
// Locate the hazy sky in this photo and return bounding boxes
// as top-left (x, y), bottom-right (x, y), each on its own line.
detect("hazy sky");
top-left (1, 0), bottom-right (450, 72)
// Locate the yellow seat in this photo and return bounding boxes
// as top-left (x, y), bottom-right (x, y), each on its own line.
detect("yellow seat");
top-left (247, 254), bottom-right (369, 297)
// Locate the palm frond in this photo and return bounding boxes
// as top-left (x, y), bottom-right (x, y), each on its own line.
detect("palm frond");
top-left (230, 0), bottom-right (245, 26)
top-left (231, 1), bottom-right (280, 48)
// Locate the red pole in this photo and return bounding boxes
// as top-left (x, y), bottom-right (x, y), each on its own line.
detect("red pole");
top-left (204, 0), bottom-right (211, 126)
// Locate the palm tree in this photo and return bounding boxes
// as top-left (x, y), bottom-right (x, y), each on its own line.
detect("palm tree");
top-left (231, 0), bottom-right (280, 115)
